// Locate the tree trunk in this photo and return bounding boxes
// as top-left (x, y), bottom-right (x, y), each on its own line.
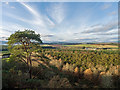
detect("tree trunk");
top-left (29, 67), bottom-right (32, 79)
top-left (29, 54), bottom-right (32, 79)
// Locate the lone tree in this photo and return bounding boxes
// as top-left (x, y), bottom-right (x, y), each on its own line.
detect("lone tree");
top-left (7, 30), bottom-right (42, 79)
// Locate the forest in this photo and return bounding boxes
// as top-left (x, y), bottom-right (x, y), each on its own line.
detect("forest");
top-left (1, 30), bottom-right (120, 88)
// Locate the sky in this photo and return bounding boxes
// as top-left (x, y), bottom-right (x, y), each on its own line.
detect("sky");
top-left (0, 2), bottom-right (118, 43)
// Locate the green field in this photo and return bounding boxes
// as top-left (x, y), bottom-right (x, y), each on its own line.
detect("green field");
top-left (2, 51), bottom-right (10, 54)
top-left (62, 44), bottom-right (118, 49)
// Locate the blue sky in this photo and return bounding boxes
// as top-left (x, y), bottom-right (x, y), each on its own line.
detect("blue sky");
top-left (0, 2), bottom-right (118, 43)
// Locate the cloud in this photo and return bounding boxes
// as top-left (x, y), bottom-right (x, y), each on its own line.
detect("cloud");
top-left (10, 6), bottom-right (15, 9)
top-left (20, 2), bottom-right (55, 28)
top-left (2, 2), bottom-right (118, 43)
top-left (109, 11), bottom-right (117, 16)
top-left (0, 26), bottom-right (2, 30)
top-left (72, 35), bottom-right (118, 43)
top-left (5, 2), bottom-right (9, 5)
top-left (101, 3), bottom-right (111, 10)
top-left (20, 2), bottom-right (40, 18)
top-left (57, 39), bottom-right (66, 42)
top-left (73, 32), bottom-right (79, 35)
top-left (20, 2), bottom-right (46, 27)
top-left (42, 34), bottom-right (54, 37)
top-left (47, 3), bottom-right (65, 24)
top-left (94, 29), bottom-right (118, 35)
top-left (2, 2), bottom-right (55, 36)
top-left (0, 23), bottom-right (29, 38)
top-left (44, 16), bottom-right (55, 27)
top-left (74, 37), bottom-right (99, 40)
top-left (0, 37), bottom-right (8, 41)
top-left (82, 20), bottom-right (117, 34)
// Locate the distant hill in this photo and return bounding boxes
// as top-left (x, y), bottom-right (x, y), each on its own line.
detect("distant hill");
top-left (42, 42), bottom-right (118, 45)
top-left (0, 40), bottom-right (118, 45)
top-left (0, 41), bottom-right (8, 45)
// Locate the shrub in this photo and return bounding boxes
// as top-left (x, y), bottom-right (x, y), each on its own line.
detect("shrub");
top-left (74, 67), bottom-right (79, 75)
top-left (83, 68), bottom-right (93, 81)
top-left (49, 59), bottom-right (63, 70)
top-left (100, 74), bottom-right (114, 88)
top-left (48, 75), bottom-right (72, 88)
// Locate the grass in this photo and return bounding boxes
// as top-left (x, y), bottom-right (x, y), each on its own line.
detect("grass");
top-left (62, 44), bottom-right (118, 49)
top-left (40, 44), bottom-right (51, 47)
top-left (2, 51), bottom-right (10, 54)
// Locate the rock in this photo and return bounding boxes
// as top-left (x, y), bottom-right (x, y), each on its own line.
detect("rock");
top-left (84, 68), bottom-right (93, 81)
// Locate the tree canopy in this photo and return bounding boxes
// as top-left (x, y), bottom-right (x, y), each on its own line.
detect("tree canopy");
top-left (7, 30), bottom-right (42, 79)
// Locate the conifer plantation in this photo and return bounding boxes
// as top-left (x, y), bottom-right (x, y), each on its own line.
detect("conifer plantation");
top-left (2, 30), bottom-right (120, 88)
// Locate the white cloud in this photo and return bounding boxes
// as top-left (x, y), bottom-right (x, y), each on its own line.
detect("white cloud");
top-left (0, 26), bottom-right (2, 29)
top-left (2, 2), bottom-right (118, 43)
top-left (20, 2), bottom-right (55, 28)
top-left (4, 12), bottom-right (35, 26)
top-left (101, 3), bottom-right (111, 10)
top-left (2, 2), bottom-right (56, 37)
top-left (82, 20), bottom-right (118, 33)
top-left (20, 2), bottom-right (45, 27)
top-left (109, 11), bottom-right (117, 16)
top-left (5, 2), bottom-right (9, 5)
top-left (47, 3), bottom-right (65, 24)
top-left (45, 16), bottom-right (55, 27)
top-left (20, 2), bottom-right (40, 18)
top-left (10, 6), bottom-right (15, 9)
top-left (1, 23), bottom-right (29, 38)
